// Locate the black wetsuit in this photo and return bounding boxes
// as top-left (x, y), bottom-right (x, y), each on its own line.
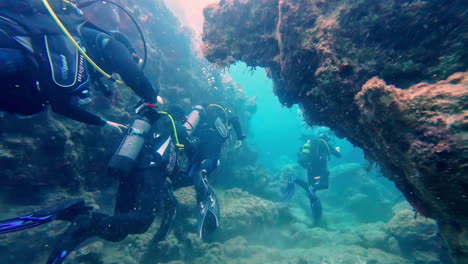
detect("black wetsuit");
top-left (0, 8), bottom-right (157, 125)
top-left (47, 117), bottom-right (179, 263)
top-left (297, 138), bottom-right (341, 191)
top-left (174, 108), bottom-right (245, 189)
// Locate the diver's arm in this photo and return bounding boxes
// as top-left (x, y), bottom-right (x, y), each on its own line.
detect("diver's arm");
top-left (49, 100), bottom-right (106, 126)
top-left (101, 38), bottom-right (158, 103)
top-left (229, 116), bottom-right (246, 140)
top-left (50, 101), bottom-right (125, 132)
top-left (330, 145), bottom-right (342, 158)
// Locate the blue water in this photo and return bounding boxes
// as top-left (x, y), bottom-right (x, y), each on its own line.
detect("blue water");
top-left (229, 63), bottom-right (366, 170)
top-left (229, 63), bottom-right (308, 169)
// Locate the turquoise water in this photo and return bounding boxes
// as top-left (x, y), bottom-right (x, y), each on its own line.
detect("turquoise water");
top-left (229, 63), bottom-right (309, 169)
top-left (229, 63), bottom-right (366, 171)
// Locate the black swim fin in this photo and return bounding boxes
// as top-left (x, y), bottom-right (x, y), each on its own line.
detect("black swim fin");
top-left (307, 185), bottom-right (323, 225)
top-left (0, 199), bottom-right (90, 234)
top-left (152, 186), bottom-right (178, 244)
top-left (196, 179), bottom-right (220, 240)
top-left (46, 214), bottom-right (95, 264)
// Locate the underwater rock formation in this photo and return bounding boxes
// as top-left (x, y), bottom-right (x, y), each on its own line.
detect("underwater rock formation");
top-left (388, 208), bottom-right (448, 264)
top-left (202, 0), bottom-right (467, 261)
top-left (0, 0), bottom-right (256, 262)
top-left (74, 190), bottom-right (439, 264)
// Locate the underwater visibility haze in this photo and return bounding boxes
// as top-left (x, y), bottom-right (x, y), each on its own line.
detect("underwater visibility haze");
top-left (0, 0), bottom-right (466, 264)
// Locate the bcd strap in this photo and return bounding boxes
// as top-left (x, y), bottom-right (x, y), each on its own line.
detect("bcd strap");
top-left (214, 117), bottom-right (229, 139)
top-left (44, 34), bottom-right (89, 93)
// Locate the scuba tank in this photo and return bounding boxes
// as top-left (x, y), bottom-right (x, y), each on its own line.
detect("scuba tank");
top-left (108, 103), bottom-right (160, 177)
top-left (108, 118), bottom-right (152, 177)
top-left (184, 105), bottom-right (204, 136)
top-left (302, 140), bottom-right (312, 154)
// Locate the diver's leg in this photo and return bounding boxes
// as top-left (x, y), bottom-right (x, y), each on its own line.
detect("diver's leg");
top-left (47, 168), bottom-right (164, 263)
top-left (95, 167), bottom-right (165, 241)
top-left (320, 170), bottom-right (330, 190)
top-left (295, 178), bottom-right (309, 190)
top-left (46, 212), bottom-right (105, 264)
top-left (299, 172), bottom-right (323, 225)
top-left (307, 165), bottom-right (329, 191)
top-left (151, 183), bottom-right (178, 243)
top-left (194, 159), bottom-right (217, 201)
top-left (171, 164), bottom-right (198, 190)
top-left (114, 172), bottom-right (138, 214)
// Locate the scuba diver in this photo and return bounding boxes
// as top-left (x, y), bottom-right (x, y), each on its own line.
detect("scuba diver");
top-left (172, 103), bottom-right (246, 239)
top-left (0, 102), bottom-right (190, 263)
top-left (0, 0), bottom-right (158, 132)
top-left (282, 129), bottom-right (341, 225)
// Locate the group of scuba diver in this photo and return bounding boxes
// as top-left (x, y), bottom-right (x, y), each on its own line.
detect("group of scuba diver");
top-left (0, 0), bottom-right (341, 263)
top-left (0, 0), bottom-right (246, 263)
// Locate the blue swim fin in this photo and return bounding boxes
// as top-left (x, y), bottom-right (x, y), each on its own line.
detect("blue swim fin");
top-left (0, 199), bottom-right (89, 234)
top-left (281, 175), bottom-right (296, 201)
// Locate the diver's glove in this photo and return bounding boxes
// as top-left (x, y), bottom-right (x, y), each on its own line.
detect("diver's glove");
top-left (281, 175), bottom-right (296, 201)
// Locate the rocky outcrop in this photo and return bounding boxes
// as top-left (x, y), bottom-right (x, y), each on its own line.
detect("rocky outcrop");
top-left (0, 0), bottom-right (256, 262)
top-left (202, 0), bottom-right (467, 261)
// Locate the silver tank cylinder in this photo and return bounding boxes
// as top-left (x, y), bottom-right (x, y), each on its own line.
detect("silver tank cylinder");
top-left (108, 118), bottom-right (152, 176)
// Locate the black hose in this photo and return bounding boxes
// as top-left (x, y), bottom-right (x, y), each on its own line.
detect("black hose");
top-left (77, 0), bottom-right (148, 70)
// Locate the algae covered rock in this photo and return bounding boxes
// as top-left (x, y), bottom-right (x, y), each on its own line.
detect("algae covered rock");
top-left (367, 248), bottom-right (409, 264)
top-left (290, 227), bottom-right (331, 248)
top-left (387, 209), bottom-right (441, 254)
top-left (222, 236), bottom-right (253, 258)
top-left (216, 188), bottom-right (287, 241)
top-left (202, 0), bottom-right (468, 260)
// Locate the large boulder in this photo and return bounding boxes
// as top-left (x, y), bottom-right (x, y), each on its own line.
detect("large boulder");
top-left (388, 209), bottom-right (452, 263)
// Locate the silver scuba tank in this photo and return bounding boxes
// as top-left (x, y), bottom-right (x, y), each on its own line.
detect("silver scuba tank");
top-left (108, 118), bottom-right (152, 176)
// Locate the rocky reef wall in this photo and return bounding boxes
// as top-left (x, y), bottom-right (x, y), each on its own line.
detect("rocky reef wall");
top-left (202, 0), bottom-right (468, 261)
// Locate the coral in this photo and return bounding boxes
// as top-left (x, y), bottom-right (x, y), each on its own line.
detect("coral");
top-left (202, 0), bottom-right (467, 261)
